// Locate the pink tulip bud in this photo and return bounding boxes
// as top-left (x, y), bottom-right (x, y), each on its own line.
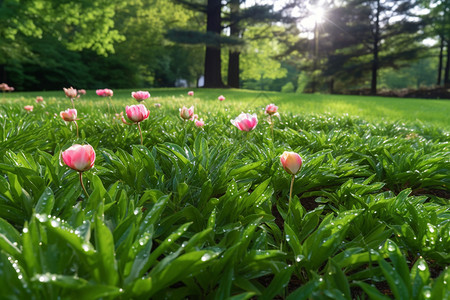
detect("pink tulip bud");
top-left (24, 105), bottom-right (33, 112)
top-left (131, 91), bottom-right (150, 102)
top-left (60, 108), bottom-right (77, 122)
top-left (265, 104), bottom-right (278, 115)
top-left (195, 119), bottom-right (205, 127)
top-left (96, 89), bottom-right (105, 96)
top-left (218, 95), bottom-right (225, 101)
top-left (8, 87), bottom-right (14, 92)
top-left (280, 151), bottom-right (303, 175)
top-left (103, 89), bottom-right (113, 97)
top-left (0, 83), bottom-right (9, 91)
top-left (180, 106), bottom-right (194, 120)
top-left (36, 96), bottom-right (44, 103)
top-left (63, 87), bottom-right (77, 99)
top-left (62, 144), bottom-right (96, 172)
top-left (188, 91), bottom-right (194, 96)
top-left (78, 89), bottom-right (86, 95)
top-left (230, 113), bottom-right (258, 132)
top-left (125, 104), bottom-right (149, 123)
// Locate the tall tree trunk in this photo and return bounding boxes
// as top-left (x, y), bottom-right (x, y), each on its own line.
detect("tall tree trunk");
top-left (227, 0), bottom-right (240, 88)
top-left (370, 0), bottom-right (380, 95)
top-left (437, 36), bottom-right (444, 86)
top-left (444, 43), bottom-right (450, 87)
top-left (204, 0), bottom-right (224, 88)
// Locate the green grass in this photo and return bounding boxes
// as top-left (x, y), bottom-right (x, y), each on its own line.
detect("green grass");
top-left (3, 88), bottom-right (450, 129)
top-left (0, 88), bottom-right (449, 299)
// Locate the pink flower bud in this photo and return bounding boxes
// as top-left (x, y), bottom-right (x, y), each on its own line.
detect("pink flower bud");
top-left (180, 106), bottom-right (194, 120)
top-left (190, 114), bottom-right (199, 121)
top-left (230, 113), bottom-right (258, 131)
top-left (0, 83), bottom-right (9, 91)
top-left (96, 89), bottom-right (105, 96)
top-left (280, 151), bottom-right (303, 175)
top-left (62, 144), bottom-right (96, 172)
top-left (78, 89), bottom-right (86, 95)
top-left (103, 89), bottom-right (113, 97)
top-left (60, 108), bottom-right (77, 122)
top-left (24, 105), bottom-right (33, 112)
top-left (187, 91), bottom-right (194, 96)
top-left (218, 95), bottom-right (225, 101)
top-left (265, 104), bottom-right (278, 115)
top-left (195, 119), bottom-right (205, 128)
top-left (125, 104), bottom-right (149, 123)
top-left (131, 91), bottom-right (150, 102)
top-left (154, 103), bottom-right (161, 108)
top-left (63, 87), bottom-right (77, 99)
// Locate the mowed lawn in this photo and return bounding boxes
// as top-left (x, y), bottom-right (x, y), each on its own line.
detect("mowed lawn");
top-left (3, 88), bottom-right (450, 129)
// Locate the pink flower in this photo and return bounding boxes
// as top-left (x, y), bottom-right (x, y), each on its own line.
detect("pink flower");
top-left (265, 104), bottom-right (278, 115)
top-left (154, 103), bottom-right (161, 108)
top-left (103, 89), bottom-right (113, 97)
top-left (0, 83), bottom-right (9, 91)
top-left (131, 91), bottom-right (150, 102)
top-left (96, 89), bottom-right (113, 97)
top-left (188, 91), bottom-right (194, 96)
top-left (62, 144), bottom-right (96, 172)
top-left (180, 106), bottom-right (194, 120)
top-left (280, 151), bottom-right (303, 175)
top-left (125, 104), bottom-right (150, 123)
top-left (36, 96), bottom-right (44, 103)
top-left (231, 113), bottom-right (258, 132)
top-left (218, 95), bottom-right (225, 101)
top-left (78, 89), bottom-right (86, 95)
top-left (24, 105), bottom-right (33, 112)
top-left (60, 108), bottom-right (77, 122)
top-left (195, 119), bottom-right (205, 128)
top-left (190, 114), bottom-right (198, 121)
top-left (0, 83), bottom-right (13, 92)
top-left (63, 87), bottom-right (77, 99)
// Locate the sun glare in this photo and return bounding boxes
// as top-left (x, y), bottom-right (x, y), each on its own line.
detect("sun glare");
top-left (300, 6), bottom-right (326, 31)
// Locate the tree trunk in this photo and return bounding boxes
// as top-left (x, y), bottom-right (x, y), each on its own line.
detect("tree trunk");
top-left (437, 36), bottom-right (444, 86)
top-left (444, 43), bottom-right (450, 88)
top-left (204, 0), bottom-right (224, 88)
top-left (370, 0), bottom-right (380, 95)
top-left (228, 51), bottom-right (240, 88)
top-left (227, 0), bottom-right (240, 88)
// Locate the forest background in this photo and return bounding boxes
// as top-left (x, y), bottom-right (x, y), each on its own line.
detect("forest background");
top-left (0, 0), bottom-right (449, 97)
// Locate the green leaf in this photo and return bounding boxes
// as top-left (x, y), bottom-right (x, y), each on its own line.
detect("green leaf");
top-left (355, 281), bottom-right (390, 300)
top-left (260, 265), bottom-right (294, 300)
top-left (94, 215), bottom-right (118, 286)
top-left (35, 187), bottom-right (55, 215)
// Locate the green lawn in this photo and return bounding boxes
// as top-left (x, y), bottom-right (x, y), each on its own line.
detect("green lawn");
top-left (2, 88), bottom-right (450, 129)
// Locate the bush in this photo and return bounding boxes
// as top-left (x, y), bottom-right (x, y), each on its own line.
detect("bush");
top-left (281, 81), bottom-right (295, 93)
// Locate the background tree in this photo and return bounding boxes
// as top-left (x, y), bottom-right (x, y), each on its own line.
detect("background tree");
top-left (0, 0), bottom-right (125, 83)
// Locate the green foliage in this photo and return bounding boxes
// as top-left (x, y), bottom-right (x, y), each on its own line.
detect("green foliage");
top-left (0, 89), bottom-right (448, 298)
top-left (281, 82), bottom-right (295, 93)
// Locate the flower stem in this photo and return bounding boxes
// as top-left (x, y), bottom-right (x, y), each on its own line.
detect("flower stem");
top-left (137, 122), bottom-right (143, 145)
top-left (270, 116), bottom-right (274, 141)
top-left (71, 98), bottom-right (75, 109)
top-left (289, 175), bottom-right (295, 203)
top-left (74, 121), bottom-right (79, 138)
top-left (79, 172), bottom-right (89, 198)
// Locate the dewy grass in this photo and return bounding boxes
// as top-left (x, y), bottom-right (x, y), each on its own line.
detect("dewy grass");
top-left (0, 88), bottom-right (448, 299)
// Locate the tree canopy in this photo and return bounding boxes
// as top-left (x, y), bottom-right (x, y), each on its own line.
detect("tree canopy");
top-left (1, 0), bottom-right (448, 94)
